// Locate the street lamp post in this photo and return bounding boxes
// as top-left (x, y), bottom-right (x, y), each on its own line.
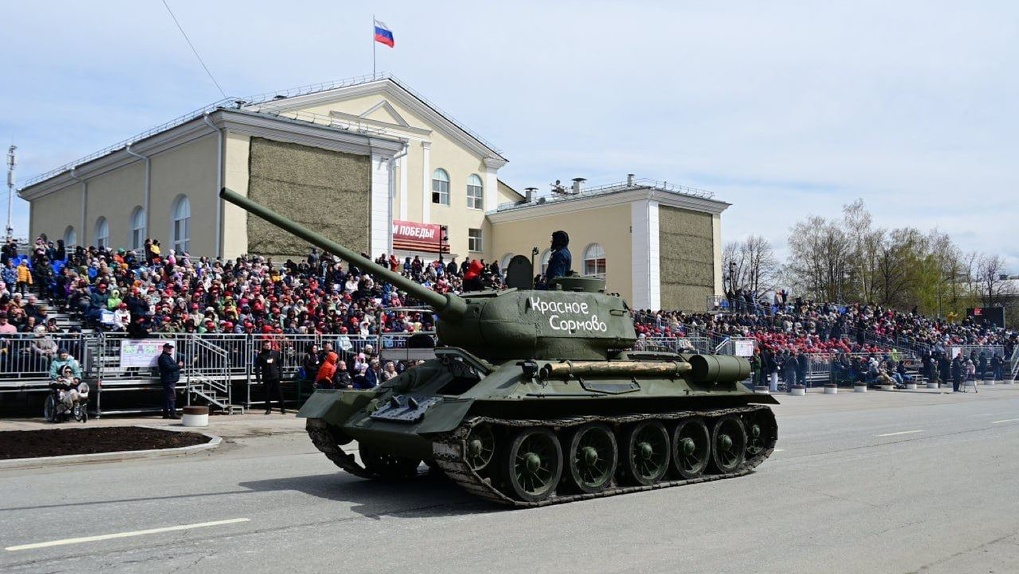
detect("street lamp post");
top-left (438, 225), bottom-right (448, 264)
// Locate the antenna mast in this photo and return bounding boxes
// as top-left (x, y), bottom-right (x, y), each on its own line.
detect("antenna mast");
top-left (6, 145), bottom-right (15, 241)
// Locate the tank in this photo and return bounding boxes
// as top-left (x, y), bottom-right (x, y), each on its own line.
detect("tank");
top-left (220, 188), bottom-right (778, 507)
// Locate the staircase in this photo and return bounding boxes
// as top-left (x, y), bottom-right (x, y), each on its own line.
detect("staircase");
top-left (184, 337), bottom-right (244, 414)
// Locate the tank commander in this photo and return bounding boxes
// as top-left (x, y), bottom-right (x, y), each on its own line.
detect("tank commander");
top-left (543, 230), bottom-right (572, 285)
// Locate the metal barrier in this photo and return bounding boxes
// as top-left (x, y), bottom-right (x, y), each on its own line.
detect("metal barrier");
top-left (6, 328), bottom-right (1005, 416)
top-left (0, 332), bottom-right (90, 388)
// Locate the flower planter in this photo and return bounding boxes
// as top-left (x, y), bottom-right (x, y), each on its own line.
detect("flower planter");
top-left (879, 384), bottom-right (895, 391)
top-left (754, 385), bottom-right (771, 395)
top-left (182, 405), bottom-right (209, 427)
top-left (854, 384), bottom-right (867, 393)
top-left (789, 384), bottom-right (806, 396)
top-left (905, 383), bottom-right (917, 390)
top-left (823, 384), bottom-right (838, 395)
top-left (983, 380), bottom-right (995, 386)
top-left (927, 381), bottom-right (939, 389)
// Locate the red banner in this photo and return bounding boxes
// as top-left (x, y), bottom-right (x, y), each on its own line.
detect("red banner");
top-left (392, 220), bottom-right (449, 253)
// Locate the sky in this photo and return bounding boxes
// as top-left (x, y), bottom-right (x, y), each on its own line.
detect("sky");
top-left (3, 1), bottom-right (1017, 269)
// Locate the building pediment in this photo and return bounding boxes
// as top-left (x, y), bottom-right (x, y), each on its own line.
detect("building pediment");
top-left (248, 77), bottom-right (507, 163)
top-left (329, 101), bottom-right (432, 137)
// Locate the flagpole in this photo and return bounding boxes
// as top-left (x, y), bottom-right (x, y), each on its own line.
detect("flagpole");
top-left (372, 14), bottom-right (376, 77)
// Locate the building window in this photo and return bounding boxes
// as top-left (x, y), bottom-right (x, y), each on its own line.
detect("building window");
top-left (540, 249), bottom-right (551, 275)
top-left (94, 217), bottom-right (109, 248)
top-left (171, 195), bottom-right (191, 254)
top-left (64, 226), bottom-right (77, 248)
top-left (468, 228), bottom-right (483, 252)
top-left (467, 174), bottom-right (484, 210)
top-left (130, 207), bottom-right (146, 251)
top-left (584, 243), bottom-right (606, 278)
top-left (432, 168), bottom-right (450, 205)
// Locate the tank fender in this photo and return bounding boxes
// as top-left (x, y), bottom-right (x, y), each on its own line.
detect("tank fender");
top-left (415, 398), bottom-right (475, 435)
top-left (297, 389), bottom-right (375, 425)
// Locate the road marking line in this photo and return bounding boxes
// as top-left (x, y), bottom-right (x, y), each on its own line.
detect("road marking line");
top-left (773, 449), bottom-right (785, 453)
top-left (876, 430), bottom-right (923, 437)
top-left (992, 419), bottom-right (1019, 424)
top-left (5, 518), bottom-right (250, 552)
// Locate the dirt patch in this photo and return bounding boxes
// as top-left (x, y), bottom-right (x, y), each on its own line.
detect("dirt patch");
top-left (0, 427), bottom-right (211, 460)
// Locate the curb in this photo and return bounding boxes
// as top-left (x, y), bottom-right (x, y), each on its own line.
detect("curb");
top-left (0, 425), bottom-right (222, 471)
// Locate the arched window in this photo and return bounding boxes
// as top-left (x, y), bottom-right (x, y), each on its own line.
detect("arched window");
top-left (466, 174), bottom-right (483, 210)
top-left (500, 254), bottom-right (513, 270)
top-left (94, 217), bottom-right (109, 248)
top-left (540, 249), bottom-right (551, 275)
top-left (171, 195), bottom-right (191, 254)
top-left (584, 244), bottom-right (606, 278)
top-left (64, 226), bottom-right (77, 248)
top-left (130, 206), bottom-right (146, 251)
top-left (431, 168), bottom-right (450, 205)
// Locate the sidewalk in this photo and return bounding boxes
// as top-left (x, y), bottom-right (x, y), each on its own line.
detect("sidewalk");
top-left (0, 411), bottom-right (307, 440)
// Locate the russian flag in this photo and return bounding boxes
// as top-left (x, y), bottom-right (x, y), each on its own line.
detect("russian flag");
top-left (374, 20), bottom-right (395, 48)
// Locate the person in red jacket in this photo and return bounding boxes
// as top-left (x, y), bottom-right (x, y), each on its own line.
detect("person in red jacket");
top-left (315, 351), bottom-right (338, 389)
top-left (463, 259), bottom-right (485, 292)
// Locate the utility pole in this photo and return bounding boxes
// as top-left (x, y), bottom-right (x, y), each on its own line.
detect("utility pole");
top-left (6, 145), bottom-right (15, 242)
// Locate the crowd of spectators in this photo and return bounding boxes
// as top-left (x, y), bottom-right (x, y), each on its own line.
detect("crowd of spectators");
top-left (2, 234), bottom-right (1015, 388)
top-left (632, 298), bottom-right (1016, 358)
top-left (1, 236), bottom-right (510, 341)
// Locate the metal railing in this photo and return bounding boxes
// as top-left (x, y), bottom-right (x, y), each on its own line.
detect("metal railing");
top-left (22, 72), bottom-right (503, 190)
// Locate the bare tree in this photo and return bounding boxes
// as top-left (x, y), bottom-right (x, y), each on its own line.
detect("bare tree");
top-left (974, 254), bottom-right (1014, 307)
top-left (786, 215), bottom-right (852, 301)
top-left (842, 199), bottom-right (885, 303)
top-left (742, 235), bottom-right (780, 297)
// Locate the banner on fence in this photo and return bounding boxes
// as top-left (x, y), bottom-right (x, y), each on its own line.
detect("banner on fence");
top-left (120, 339), bottom-right (175, 368)
top-left (733, 339), bottom-right (756, 357)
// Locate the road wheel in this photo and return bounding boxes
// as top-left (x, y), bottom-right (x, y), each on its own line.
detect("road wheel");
top-left (671, 418), bottom-right (711, 479)
top-left (742, 410), bottom-right (773, 458)
top-left (465, 424), bottom-right (496, 473)
top-left (710, 416), bottom-right (747, 474)
top-left (621, 421), bottom-right (670, 486)
top-left (502, 427), bottom-right (563, 503)
top-left (565, 423), bottom-right (617, 494)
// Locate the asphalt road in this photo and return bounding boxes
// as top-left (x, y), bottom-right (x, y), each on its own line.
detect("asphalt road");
top-left (2, 386), bottom-right (1019, 574)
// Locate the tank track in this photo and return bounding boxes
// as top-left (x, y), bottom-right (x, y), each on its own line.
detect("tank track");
top-left (308, 405), bottom-right (776, 508)
top-left (306, 419), bottom-right (375, 480)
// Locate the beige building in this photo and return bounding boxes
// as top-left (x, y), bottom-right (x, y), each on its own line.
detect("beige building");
top-left (20, 75), bottom-right (730, 312)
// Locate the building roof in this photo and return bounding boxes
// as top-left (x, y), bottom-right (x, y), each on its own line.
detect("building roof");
top-left (489, 176), bottom-right (730, 221)
top-left (21, 73), bottom-right (504, 192)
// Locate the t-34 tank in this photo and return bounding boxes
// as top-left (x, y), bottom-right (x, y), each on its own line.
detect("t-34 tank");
top-left (220, 188), bottom-right (778, 507)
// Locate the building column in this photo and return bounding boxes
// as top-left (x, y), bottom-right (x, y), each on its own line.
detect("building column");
top-left (630, 199), bottom-right (660, 310)
top-left (420, 141), bottom-right (431, 223)
top-left (483, 158), bottom-right (500, 212)
top-left (398, 154), bottom-right (408, 220)
top-left (371, 153), bottom-right (392, 258)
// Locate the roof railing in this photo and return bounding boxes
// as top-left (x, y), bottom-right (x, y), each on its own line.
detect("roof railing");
top-left (496, 177), bottom-right (715, 211)
top-left (21, 72), bottom-right (501, 189)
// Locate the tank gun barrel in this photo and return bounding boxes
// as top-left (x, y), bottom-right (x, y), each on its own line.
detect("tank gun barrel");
top-left (219, 187), bottom-right (466, 320)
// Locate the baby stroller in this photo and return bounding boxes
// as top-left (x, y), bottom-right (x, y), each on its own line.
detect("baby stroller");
top-left (44, 371), bottom-right (90, 423)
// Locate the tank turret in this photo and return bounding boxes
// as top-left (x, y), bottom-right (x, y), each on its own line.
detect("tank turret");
top-left (220, 187), bottom-right (636, 361)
